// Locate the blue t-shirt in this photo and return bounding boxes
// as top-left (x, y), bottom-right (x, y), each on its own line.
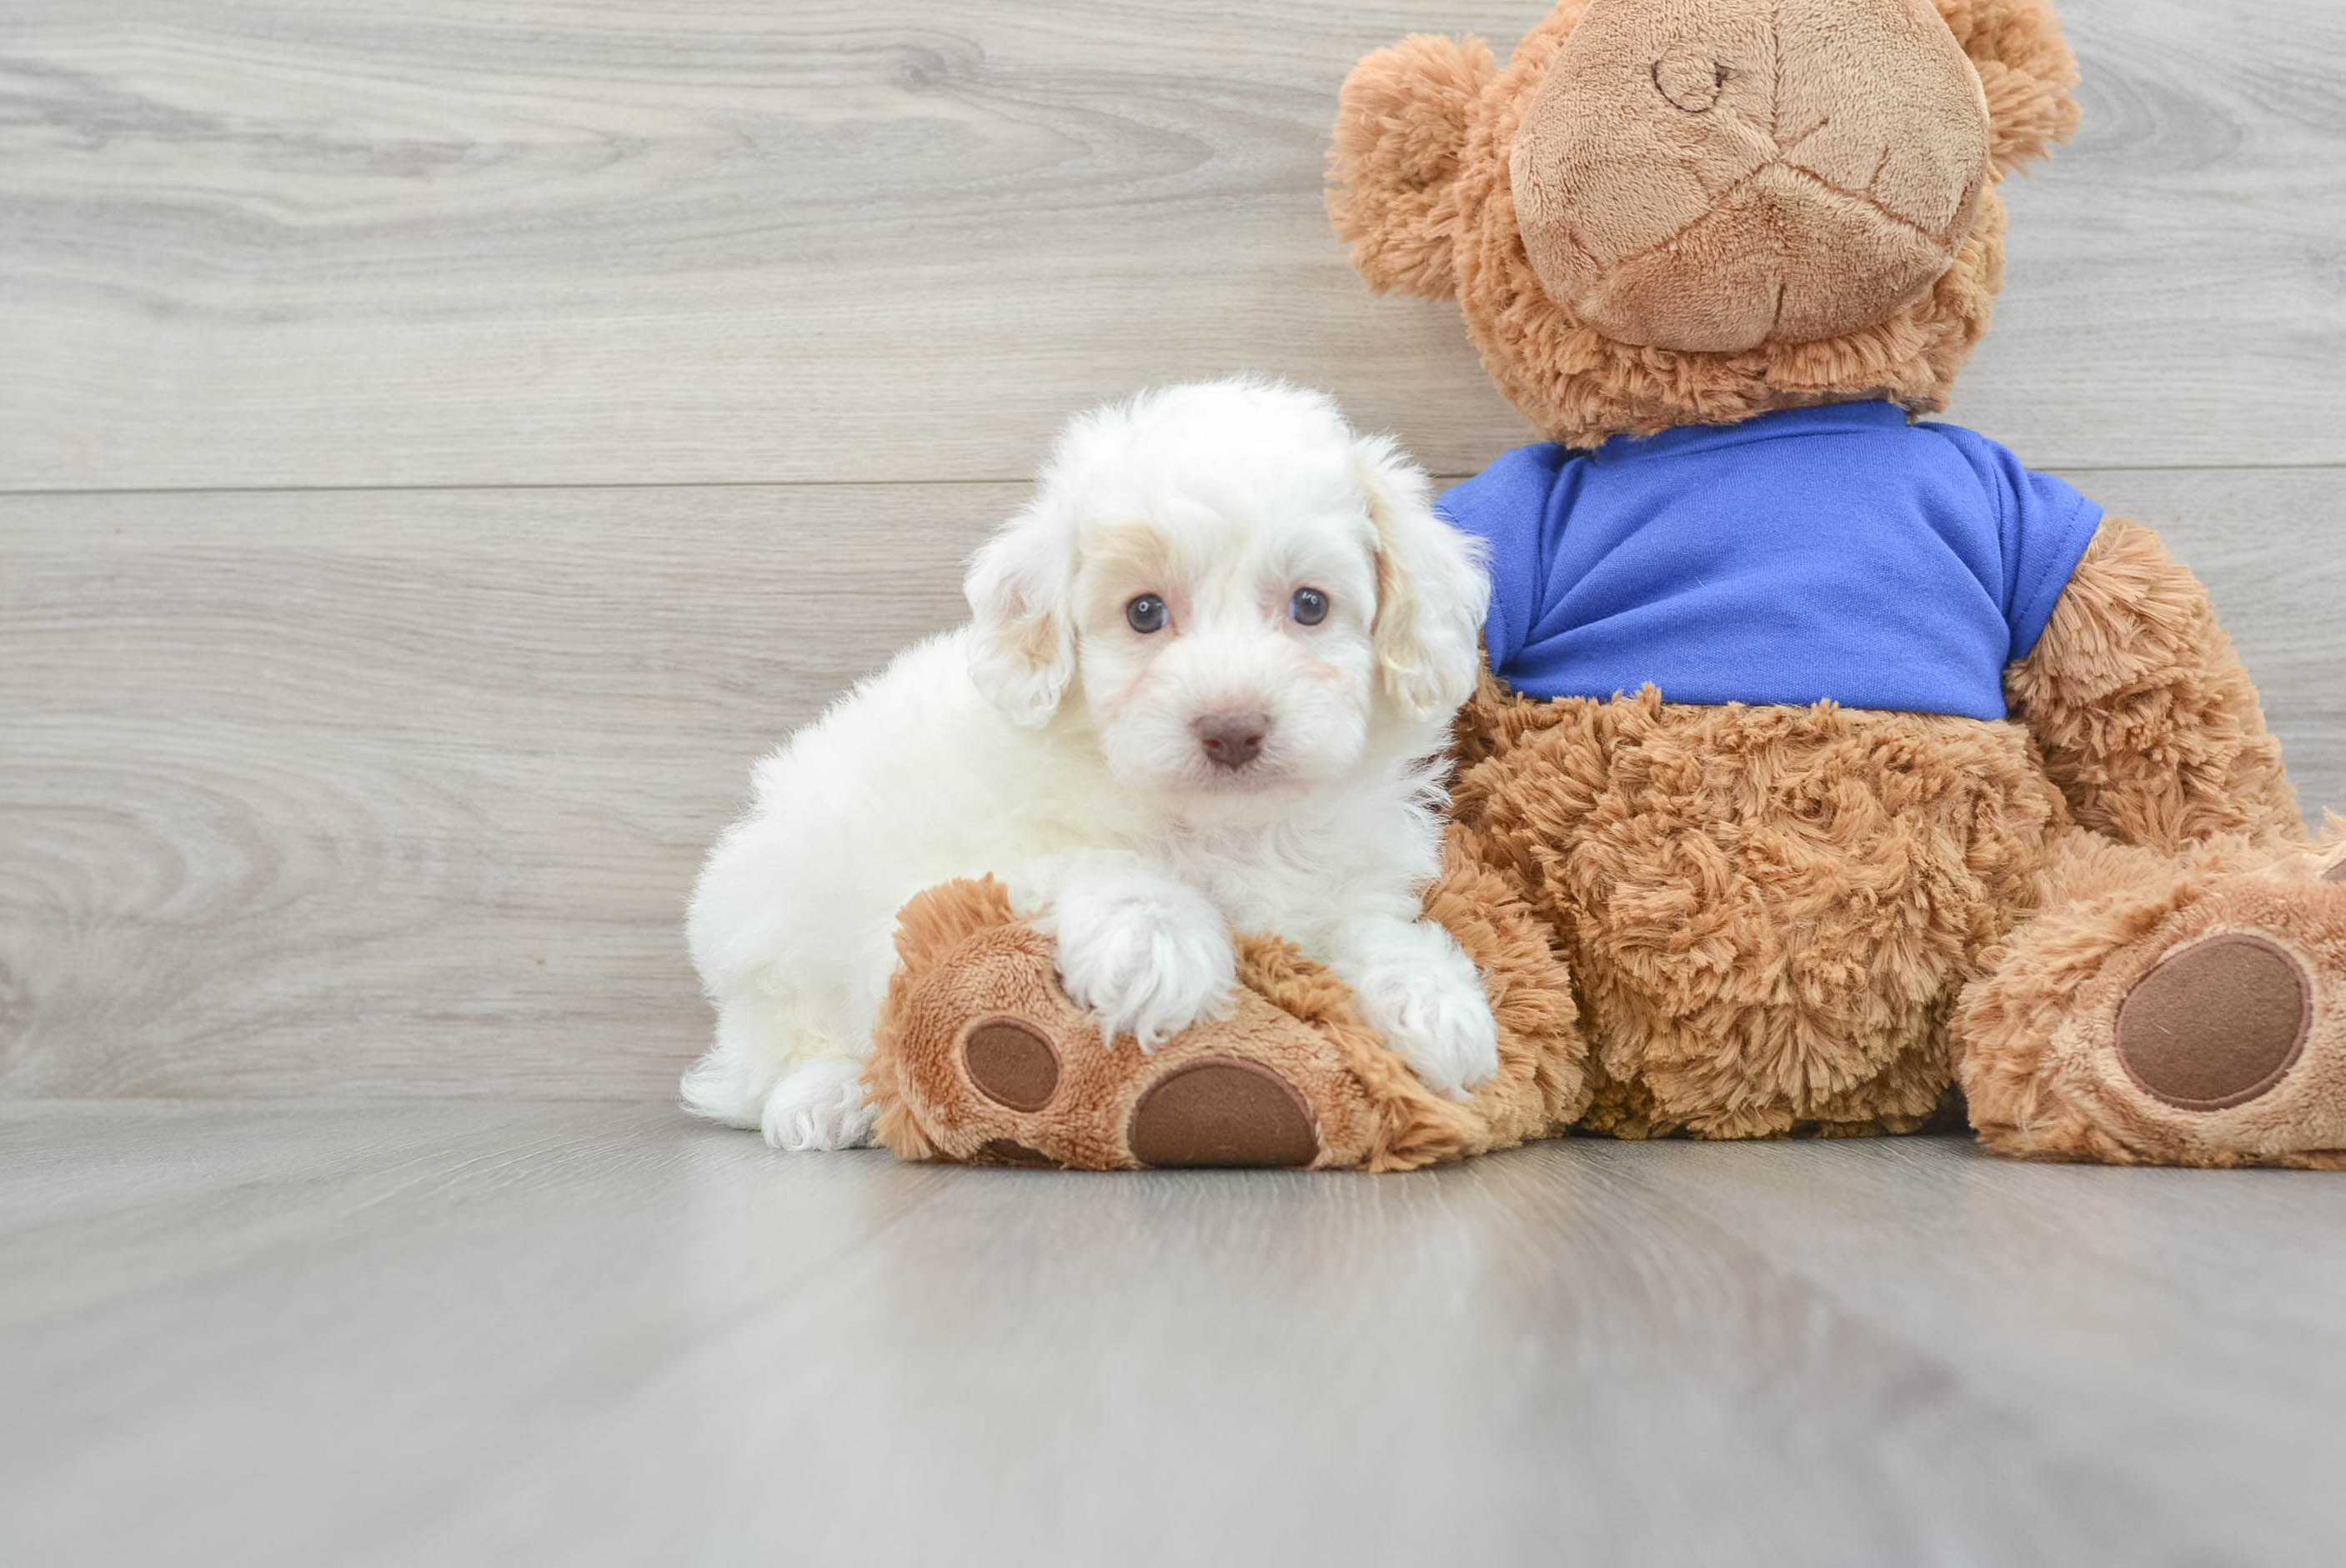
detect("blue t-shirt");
top-left (1433, 402), bottom-right (2104, 721)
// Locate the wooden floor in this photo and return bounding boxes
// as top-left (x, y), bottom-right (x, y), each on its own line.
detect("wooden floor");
top-left (4, 1), bottom-right (2345, 1561)
top-left (9, 1103), bottom-right (2346, 1567)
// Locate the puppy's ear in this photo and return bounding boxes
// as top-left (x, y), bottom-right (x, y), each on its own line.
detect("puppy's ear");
top-left (1356, 434), bottom-right (1490, 723)
top-left (965, 504), bottom-right (1075, 726)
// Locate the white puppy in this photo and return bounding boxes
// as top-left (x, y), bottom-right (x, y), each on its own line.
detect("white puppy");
top-left (683, 378), bottom-right (1500, 1150)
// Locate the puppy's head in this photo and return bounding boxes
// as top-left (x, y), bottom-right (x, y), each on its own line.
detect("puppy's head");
top-left (965, 378), bottom-right (1488, 815)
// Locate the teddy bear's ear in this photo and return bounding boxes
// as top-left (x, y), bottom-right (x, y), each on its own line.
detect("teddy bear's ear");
top-left (1934, 0), bottom-right (2083, 178)
top-left (1326, 34), bottom-right (1498, 299)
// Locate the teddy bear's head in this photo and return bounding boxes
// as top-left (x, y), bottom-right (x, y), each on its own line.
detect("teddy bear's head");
top-left (1329, 0), bottom-right (2081, 445)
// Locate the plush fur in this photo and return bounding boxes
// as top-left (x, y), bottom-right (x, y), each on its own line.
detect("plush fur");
top-left (2004, 516), bottom-right (2301, 852)
top-left (1426, 510), bottom-right (2316, 1147)
top-left (864, 824), bottom-right (1590, 1172)
top-left (1506, 0), bottom-right (1995, 354)
top-left (1311, 0), bottom-right (2346, 1170)
top-left (1328, 0), bottom-right (2078, 446)
top-left (1450, 672), bottom-right (2066, 1139)
top-left (1955, 827), bottom-right (2346, 1168)
top-left (682, 378), bottom-right (1500, 1149)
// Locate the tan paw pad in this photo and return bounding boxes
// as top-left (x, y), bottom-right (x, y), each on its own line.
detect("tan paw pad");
top-left (1126, 1058), bottom-right (1320, 1169)
top-left (2115, 934), bottom-right (2311, 1110)
top-left (960, 1018), bottom-right (1060, 1111)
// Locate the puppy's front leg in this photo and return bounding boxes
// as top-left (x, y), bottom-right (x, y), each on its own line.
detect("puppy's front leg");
top-left (1324, 913), bottom-right (1500, 1101)
top-left (1008, 850), bottom-right (1237, 1050)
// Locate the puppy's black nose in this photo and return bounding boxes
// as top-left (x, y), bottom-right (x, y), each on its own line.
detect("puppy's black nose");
top-left (1195, 713), bottom-right (1269, 770)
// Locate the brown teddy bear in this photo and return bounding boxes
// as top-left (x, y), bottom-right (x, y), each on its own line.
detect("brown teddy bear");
top-left (864, 0), bottom-right (2346, 1170)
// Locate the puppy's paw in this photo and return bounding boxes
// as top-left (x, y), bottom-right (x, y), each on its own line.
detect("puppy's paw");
top-left (759, 1060), bottom-right (879, 1151)
top-left (1355, 964), bottom-right (1501, 1102)
top-left (1044, 878), bottom-right (1236, 1050)
top-left (1345, 939), bottom-right (1501, 1102)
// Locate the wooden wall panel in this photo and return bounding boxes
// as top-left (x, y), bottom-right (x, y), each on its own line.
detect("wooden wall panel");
top-left (2, 0), bottom-right (2340, 491)
top-left (4, 468), bottom-right (2340, 1098)
top-left (0, 483), bottom-right (999, 1096)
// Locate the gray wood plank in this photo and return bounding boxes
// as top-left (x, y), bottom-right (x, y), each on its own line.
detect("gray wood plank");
top-left (5, 470), bottom-right (2342, 1099)
top-left (2, 0), bottom-right (2340, 492)
top-left (4, 1102), bottom-right (2343, 1566)
top-left (0, 482), bottom-right (1005, 1099)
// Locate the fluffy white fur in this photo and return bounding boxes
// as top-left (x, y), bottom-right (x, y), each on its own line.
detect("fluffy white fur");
top-left (683, 378), bottom-right (1498, 1150)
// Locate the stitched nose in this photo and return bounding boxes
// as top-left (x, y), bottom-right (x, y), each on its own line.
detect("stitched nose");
top-left (1195, 713), bottom-right (1268, 770)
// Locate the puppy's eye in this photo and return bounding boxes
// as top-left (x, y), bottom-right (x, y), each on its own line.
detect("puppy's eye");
top-left (1125, 594), bottom-right (1168, 634)
top-left (1289, 588), bottom-right (1330, 626)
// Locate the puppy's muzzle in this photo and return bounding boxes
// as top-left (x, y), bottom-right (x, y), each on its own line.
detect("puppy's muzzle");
top-left (1194, 713), bottom-right (1270, 771)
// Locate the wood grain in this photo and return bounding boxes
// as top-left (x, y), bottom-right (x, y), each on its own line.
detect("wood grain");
top-left (2, 0), bottom-right (2341, 492)
top-left (0, 482), bottom-right (1006, 1098)
top-left (3, 469), bottom-right (2341, 1100)
top-left (6, 1103), bottom-right (2346, 1566)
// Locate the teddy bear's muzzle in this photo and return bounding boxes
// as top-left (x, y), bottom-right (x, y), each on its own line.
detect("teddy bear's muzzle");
top-left (1508, 0), bottom-right (1993, 353)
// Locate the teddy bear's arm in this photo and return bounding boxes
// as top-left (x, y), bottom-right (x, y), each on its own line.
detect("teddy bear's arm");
top-left (2006, 515), bottom-right (2301, 853)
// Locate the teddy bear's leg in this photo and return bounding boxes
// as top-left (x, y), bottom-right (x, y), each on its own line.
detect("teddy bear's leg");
top-left (1954, 829), bottom-right (2346, 1167)
top-left (1450, 684), bottom-right (2058, 1140)
top-left (859, 879), bottom-right (1501, 1171)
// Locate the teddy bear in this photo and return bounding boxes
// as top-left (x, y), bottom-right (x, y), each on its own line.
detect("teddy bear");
top-left (861, 0), bottom-right (2346, 1170)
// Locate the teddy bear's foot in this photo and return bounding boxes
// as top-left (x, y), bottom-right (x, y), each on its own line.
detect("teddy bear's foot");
top-left (1959, 838), bottom-right (2346, 1167)
top-left (860, 878), bottom-right (1492, 1170)
top-left (861, 859), bottom-right (1590, 1171)
top-left (886, 944), bottom-right (1385, 1170)
top-left (955, 1014), bottom-right (1321, 1170)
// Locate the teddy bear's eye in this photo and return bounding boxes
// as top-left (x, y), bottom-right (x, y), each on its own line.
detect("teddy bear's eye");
top-left (1290, 588), bottom-right (1331, 626)
top-left (1125, 594), bottom-right (1168, 634)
